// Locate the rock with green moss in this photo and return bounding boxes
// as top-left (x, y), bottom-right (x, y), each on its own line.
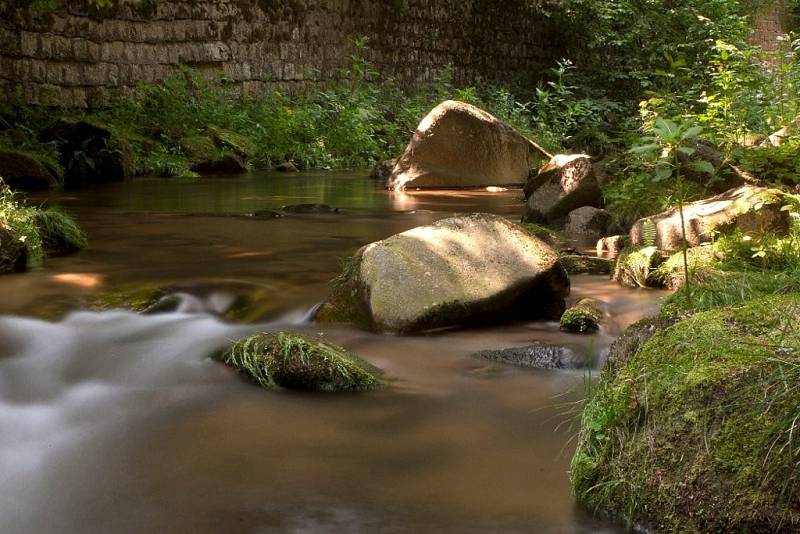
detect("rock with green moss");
top-left (222, 332), bottom-right (382, 392)
top-left (560, 298), bottom-right (603, 333)
top-left (316, 213), bottom-right (571, 333)
top-left (612, 246), bottom-right (664, 288)
top-left (651, 245), bottom-right (721, 290)
top-left (630, 185), bottom-right (790, 252)
top-left (0, 222), bottom-right (27, 273)
top-left (34, 208), bottom-right (87, 255)
top-left (571, 294), bottom-right (800, 532)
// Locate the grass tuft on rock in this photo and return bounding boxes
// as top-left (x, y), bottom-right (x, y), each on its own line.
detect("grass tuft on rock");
top-left (35, 207), bottom-right (88, 254)
top-left (222, 332), bottom-right (382, 392)
top-left (571, 294), bottom-right (800, 532)
top-left (612, 246), bottom-right (663, 288)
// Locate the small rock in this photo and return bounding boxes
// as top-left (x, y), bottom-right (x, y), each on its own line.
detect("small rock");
top-left (280, 204), bottom-right (339, 214)
top-left (191, 153), bottom-right (247, 175)
top-left (596, 235), bottom-right (628, 259)
top-left (476, 342), bottom-right (582, 369)
top-left (251, 209), bottom-right (283, 219)
top-left (559, 254), bottom-right (613, 275)
top-left (221, 332), bottom-right (382, 392)
top-left (276, 162), bottom-right (299, 172)
top-left (560, 298), bottom-right (603, 333)
top-left (565, 207), bottom-right (612, 244)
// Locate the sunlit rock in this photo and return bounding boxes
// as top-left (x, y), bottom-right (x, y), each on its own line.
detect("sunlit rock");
top-left (316, 213), bottom-right (570, 333)
top-left (523, 153), bottom-right (602, 223)
top-left (629, 186), bottom-right (790, 252)
top-left (387, 101), bottom-right (535, 190)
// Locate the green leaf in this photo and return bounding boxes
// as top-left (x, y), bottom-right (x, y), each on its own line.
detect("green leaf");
top-left (654, 165), bottom-right (673, 181)
top-left (629, 144), bottom-right (660, 154)
top-left (690, 161), bottom-right (715, 175)
top-left (677, 146), bottom-right (696, 157)
top-left (680, 125), bottom-right (703, 141)
top-left (654, 118), bottom-right (679, 140)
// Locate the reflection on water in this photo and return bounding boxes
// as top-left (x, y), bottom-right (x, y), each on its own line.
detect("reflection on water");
top-left (0, 172), bottom-right (664, 533)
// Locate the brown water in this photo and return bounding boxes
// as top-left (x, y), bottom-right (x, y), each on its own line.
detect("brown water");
top-left (0, 172), bottom-right (666, 533)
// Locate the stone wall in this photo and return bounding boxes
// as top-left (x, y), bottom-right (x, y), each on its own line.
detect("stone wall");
top-left (0, 0), bottom-right (562, 107)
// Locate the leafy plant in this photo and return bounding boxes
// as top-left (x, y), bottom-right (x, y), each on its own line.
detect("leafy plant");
top-left (629, 118), bottom-right (715, 302)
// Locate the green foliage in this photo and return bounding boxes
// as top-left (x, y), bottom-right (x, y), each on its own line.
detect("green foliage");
top-left (612, 246), bottom-right (663, 288)
top-left (222, 331), bottom-right (382, 392)
top-left (572, 294), bottom-right (800, 531)
top-left (0, 177), bottom-right (43, 268)
top-left (34, 207), bottom-right (88, 254)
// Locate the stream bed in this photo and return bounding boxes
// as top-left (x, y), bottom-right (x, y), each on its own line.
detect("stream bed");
top-left (0, 172), bottom-right (665, 533)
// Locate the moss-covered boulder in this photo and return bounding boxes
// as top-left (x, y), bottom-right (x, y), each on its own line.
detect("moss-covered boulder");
top-left (571, 295), bottom-right (800, 532)
top-left (0, 222), bottom-right (27, 273)
top-left (34, 208), bottom-right (87, 255)
top-left (222, 332), bottom-right (382, 392)
top-left (629, 186), bottom-right (789, 252)
top-left (0, 149), bottom-right (61, 191)
top-left (316, 213), bottom-right (571, 333)
top-left (651, 245), bottom-right (721, 290)
top-left (612, 246), bottom-right (664, 288)
top-left (560, 298), bottom-right (603, 333)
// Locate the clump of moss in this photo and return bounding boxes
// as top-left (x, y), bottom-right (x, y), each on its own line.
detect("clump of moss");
top-left (222, 332), bottom-right (383, 392)
top-left (559, 254), bottom-right (613, 275)
top-left (572, 294), bottom-right (800, 532)
top-left (612, 246), bottom-right (663, 288)
top-left (651, 244), bottom-right (722, 290)
top-left (34, 207), bottom-right (87, 255)
top-left (560, 298), bottom-right (603, 333)
top-left (520, 222), bottom-right (566, 249)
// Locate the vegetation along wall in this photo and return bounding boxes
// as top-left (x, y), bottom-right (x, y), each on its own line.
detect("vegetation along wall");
top-left (0, 0), bottom-right (563, 107)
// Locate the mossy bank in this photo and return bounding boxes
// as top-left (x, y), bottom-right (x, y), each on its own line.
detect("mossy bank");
top-left (571, 294), bottom-right (800, 532)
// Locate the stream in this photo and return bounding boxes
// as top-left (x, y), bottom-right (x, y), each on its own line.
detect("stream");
top-left (0, 172), bottom-right (666, 533)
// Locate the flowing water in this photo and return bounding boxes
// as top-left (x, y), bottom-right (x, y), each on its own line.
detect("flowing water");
top-left (0, 172), bottom-right (666, 533)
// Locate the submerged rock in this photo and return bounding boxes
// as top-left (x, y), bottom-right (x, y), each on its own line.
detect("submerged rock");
top-left (222, 332), bottom-right (382, 392)
top-left (560, 298), bottom-right (603, 333)
top-left (316, 213), bottom-right (570, 333)
top-left (523, 154), bottom-right (602, 223)
top-left (387, 100), bottom-right (534, 190)
top-left (559, 254), bottom-right (613, 275)
top-left (476, 342), bottom-right (583, 369)
top-left (572, 295), bottom-right (800, 532)
top-left (0, 222), bottom-right (27, 273)
top-left (280, 203), bottom-right (339, 214)
top-left (629, 186), bottom-right (790, 252)
top-left (0, 149), bottom-right (60, 191)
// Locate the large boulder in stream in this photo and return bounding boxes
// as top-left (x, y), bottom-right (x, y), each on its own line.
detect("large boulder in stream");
top-left (629, 186), bottom-right (790, 252)
top-left (523, 154), bottom-right (602, 223)
top-left (316, 213), bottom-right (570, 334)
top-left (386, 101), bottom-right (535, 190)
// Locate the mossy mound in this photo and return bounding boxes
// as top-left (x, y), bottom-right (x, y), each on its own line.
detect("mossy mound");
top-left (559, 254), bottom-right (613, 275)
top-left (612, 246), bottom-right (664, 288)
top-left (34, 208), bottom-right (88, 255)
top-left (650, 245), bottom-right (722, 290)
top-left (222, 332), bottom-right (383, 392)
top-left (571, 294), bottom-right (800, 532)
top-left (560, 298), bottom-right (603, 333)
